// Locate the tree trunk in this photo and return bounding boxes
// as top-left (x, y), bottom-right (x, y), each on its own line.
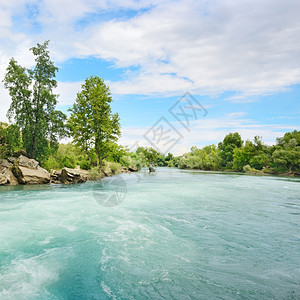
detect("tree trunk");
top-left (99, 155), bottom-right (103, 168)
top-left (30, 134), bottom-right (35, 159)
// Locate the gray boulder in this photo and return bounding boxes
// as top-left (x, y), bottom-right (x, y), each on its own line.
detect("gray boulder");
top-left (0, 159), bottom-right (12, 168)
top-left (0, 174), bottom-right (8, 185)
top-left (0, 159), bottom-right (18, 185)
top-left (12, 156), bottom-right (50, 184)
top-left (60, 167), bottom-right (89, 184)
top-left (128, 166), bottom-right (138, 172)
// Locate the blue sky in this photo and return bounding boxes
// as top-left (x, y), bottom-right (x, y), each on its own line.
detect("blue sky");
top-left (0, 0), bottom-right (299, 154)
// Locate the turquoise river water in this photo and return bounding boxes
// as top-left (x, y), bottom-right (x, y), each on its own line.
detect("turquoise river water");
top-left (0, 168), bottom-right (299, 299)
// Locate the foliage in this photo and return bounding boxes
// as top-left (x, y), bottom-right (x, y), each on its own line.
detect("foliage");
top-left (178, 130), bottom-right (300, 176)
top-left (105, 143), bottom-right (127, 163)
top-left (68, 76), bottom-right (121, 168)
top-left (242, 165), bottom-right (261, 174)
top-left (178, 145), bottom-right (221, 170)
top-left (137, 147), bottom-right (160, 167)
top-left (0, 122), bottom-right (22, 158)
top-left (104, 161), bottom-right (122, 175)
top-left (42, 143), bottom-right (89, 171)
top-left (88, 167), bottom-right (105, 180)
top-left (218, 132), bottom-right (243, 169)
top-left (3, 41), bottom-right (67, 163)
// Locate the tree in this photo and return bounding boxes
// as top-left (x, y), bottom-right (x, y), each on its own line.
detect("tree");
top-left (218, 132), bottom-right (243, 168)
top-left (140, 147), bottom-right (160, 167)
top-left (0, 122), bottom-right (22, 158)
top-left (3, 41), bottom-right (67, 163)
top-left (276, 130), bottom-right (300, 148)
top-left (271, 130), bottom-right (300, 173)
top-left (68, 76), bottom-right (121, 168)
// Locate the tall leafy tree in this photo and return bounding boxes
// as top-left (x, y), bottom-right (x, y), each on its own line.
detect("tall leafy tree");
top-left (68, 76), bottom-right (121, 167)
top-left (3, 41), bottom-right (67, 162)
top-left (218, 132), bottom-right (243, 168)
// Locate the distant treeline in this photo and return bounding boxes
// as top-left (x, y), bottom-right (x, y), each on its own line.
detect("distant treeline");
top-left (175, 131), bottom-right (300, 176)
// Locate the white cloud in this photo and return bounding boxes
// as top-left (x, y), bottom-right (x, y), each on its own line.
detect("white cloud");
top-left (75, 0), bottom-right (300, 97)
top-left (0, 0), bottom-right (300, 125)
top-left (1, 0), bottom-right (300, 99)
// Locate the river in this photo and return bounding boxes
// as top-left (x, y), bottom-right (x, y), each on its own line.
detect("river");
top-left (0, 168), bottom-right (299, 299)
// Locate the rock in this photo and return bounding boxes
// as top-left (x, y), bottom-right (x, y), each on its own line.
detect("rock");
top-left (50, 170), bottom-right (62, 184)
top-left (0, 174), bottom-right (8, 185)
top-left (18, 155), bottom-right (39, 169)
top-left (60, 167), bottom-right (89, 184)
top-left (0, 159), bottom-right (18, 185)
top-left (0, 159), bottom-right (12, 168)
top-left (128, 166), bottom-right (138, 172)
top-left (12, 156), bottom-right (50, 184)
top-left (149, 166), bottom-right (155, 172)
top-left (7, 157), bottom-right (17, 164)
top-left (2, 169), bottom-right (18, 185)
top-left (121, 167), bottom-right (130, 173)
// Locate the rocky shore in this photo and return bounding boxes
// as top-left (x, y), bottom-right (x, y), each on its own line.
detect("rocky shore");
top-left (0, 155), bottom-right (139, 186)
top-left (0, 155), bottom-right (90, 185)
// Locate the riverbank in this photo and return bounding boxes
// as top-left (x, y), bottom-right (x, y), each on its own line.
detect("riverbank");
top-left (178, 166), bottom-right (300, 178)
top-left (0, 155), bottom-right (138, 186)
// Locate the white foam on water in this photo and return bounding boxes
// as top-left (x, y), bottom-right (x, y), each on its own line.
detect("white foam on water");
top-left (100, 281), bottom-right (117, 300)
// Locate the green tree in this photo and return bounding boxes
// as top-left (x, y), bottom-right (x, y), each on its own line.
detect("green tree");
top-left (271, 130), bottom-right (300, 173)
top-left (3, 41), bottom-right (67, 162)
top-left (0, 122), bottom-right (22, 158)
top-left (276, 130), bottom-right (300, 148)
top-left (141, 147), bottom-right (160, 167)
top-left (218, 132), bottom-right (243, 168)
top-left (68, 76), bottom-right (121, 168)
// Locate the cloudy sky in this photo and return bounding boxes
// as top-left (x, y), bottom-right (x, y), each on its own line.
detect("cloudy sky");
top-left (0, 0), bottom-right (299, 154)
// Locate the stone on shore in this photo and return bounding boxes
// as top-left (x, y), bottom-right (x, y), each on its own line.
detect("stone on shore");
top-left (50, 170), bottom-right (62, 184)
top-left (128, 166), bottom-right (138, 172)
top-left (60, 167), bottom-right (89, 184)
top-left (0, 159), bottom-right (18, 185)
top-left (149, 166), bottom-right (155, 172)
top-left (12, 155), bottom-right (50, 185)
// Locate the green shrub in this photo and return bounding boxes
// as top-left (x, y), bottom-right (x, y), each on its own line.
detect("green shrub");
top-left (120, 155), bottom-right (134, 168)
top-left (243, 164), bottom-right (261, 174)
top-left (262, 166), bottom-right (276, 174)
top-left (62, 156), bottom-right (76, 168)
top-left (88, 167), bottom-right (104, 180)
top-left (79, 160), bottom-right (91, 170)
top-left (105, 161), bottom-right (122, 175)
top-left (43, 156), bottom-right (63, 172)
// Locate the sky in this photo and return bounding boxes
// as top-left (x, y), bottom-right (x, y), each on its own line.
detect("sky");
top-left (0, 0), bottom-right (299, 155)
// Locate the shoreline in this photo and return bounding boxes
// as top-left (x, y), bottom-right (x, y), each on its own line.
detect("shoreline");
top-left (175, 167), bottom-right (300, 178)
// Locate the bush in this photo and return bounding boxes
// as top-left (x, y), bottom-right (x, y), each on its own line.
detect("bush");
top-left (262, 166), bottom-right (276, 174)
top-left (62, 156), bottom-right (76, 168)
top-left (79, 160), bottom-right (91, 170)
top-left (104, 161), bottom-right (122, 175)
top-left (120, 155), bottom-right (134, 168)
top-left (243, 164), bottom-right (261, 174)
top-left (88, 167), bottom-right (104, 180)
top-left (43, 156), bottom-right (63, 172)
